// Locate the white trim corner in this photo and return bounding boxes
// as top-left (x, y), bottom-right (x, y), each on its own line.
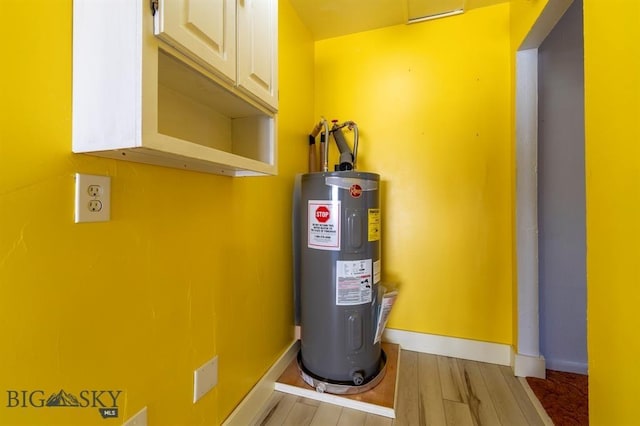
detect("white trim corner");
top-left (512, 350), bottom-right (546, 378)
top-left (222, 339), bottom-right (299, 426)
top-left (519, 377), bottom-right (555, 426)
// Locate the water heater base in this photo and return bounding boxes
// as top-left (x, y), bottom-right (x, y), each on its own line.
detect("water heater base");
top-left (297, 350), bottom-right (387, 395)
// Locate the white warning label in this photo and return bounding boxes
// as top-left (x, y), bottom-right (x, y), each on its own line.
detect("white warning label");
top-left (336, 259), bottom-right (373, 306)
top-left (308, 200), bottom-right (341, 251)
top-left (373, 259), bottom-right (381, 284)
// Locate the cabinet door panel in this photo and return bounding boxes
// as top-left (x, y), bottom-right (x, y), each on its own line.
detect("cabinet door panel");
top-left (155, 0), bottom-right (236, 81)
top-left (237, 0), bottom-right (278, 110)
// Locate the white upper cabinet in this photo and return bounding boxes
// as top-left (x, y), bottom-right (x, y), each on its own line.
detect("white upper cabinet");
top-left (153, 0), bottom-right (278, 111)
top-left (73, 0), bottom-right (277, 177)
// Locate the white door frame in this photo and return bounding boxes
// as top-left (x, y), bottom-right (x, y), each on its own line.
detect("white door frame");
top-left (513, 0), bottom-right (573, 378)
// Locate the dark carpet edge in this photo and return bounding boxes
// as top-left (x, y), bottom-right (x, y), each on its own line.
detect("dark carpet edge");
top-left (526, 369), bottom-right (588, 426)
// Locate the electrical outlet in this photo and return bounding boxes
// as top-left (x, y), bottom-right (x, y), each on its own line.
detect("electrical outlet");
top-left (193, 356), bottom-right (218, 403)
top-left (74, 173), bottom-right (111, 223)
top-left (122, 406), bottom-right (147, 426)
top-left (88, 200), bottom-right (103, 212)
top-left (87, 184), bottom-right (102, 197)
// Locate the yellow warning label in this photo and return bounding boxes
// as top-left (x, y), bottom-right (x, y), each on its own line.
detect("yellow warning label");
top-left (368, 208), bottom-right (380, 242)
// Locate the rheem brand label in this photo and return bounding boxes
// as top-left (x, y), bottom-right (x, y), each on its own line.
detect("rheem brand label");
top-left (308, 200), bottom-right (341, 251)
top-left (349, 184), bottom-right (362, 198)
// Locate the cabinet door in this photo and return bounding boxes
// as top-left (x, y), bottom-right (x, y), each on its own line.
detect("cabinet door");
top-left (237, 0), bottom-right (278, 110)
top-left (154, 0), bottom-right (236, 82)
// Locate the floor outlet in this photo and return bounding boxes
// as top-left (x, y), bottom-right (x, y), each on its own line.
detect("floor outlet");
top-left (74, 173), bottom-right (111, 223)
top-left (193, 356), bottom-right (218, 403)
top-left (122, 406), bottom-right (147, 426)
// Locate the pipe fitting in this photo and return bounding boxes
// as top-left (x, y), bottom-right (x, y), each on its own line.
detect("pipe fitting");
top-left (352, 371), bottom-right (365, 386)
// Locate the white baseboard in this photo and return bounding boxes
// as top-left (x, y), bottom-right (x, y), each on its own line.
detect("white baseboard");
top-left (545, 358), bottom-right (587, 375)
top-left (383, 328), bottom-right (512, 366)
top-left (512, 351), bottom-right (546, 378)
top-left (222, 339), bottom-right (300, 426)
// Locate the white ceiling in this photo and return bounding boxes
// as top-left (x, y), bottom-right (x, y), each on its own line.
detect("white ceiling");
top-left (289, 0), bottom-right (510, 40)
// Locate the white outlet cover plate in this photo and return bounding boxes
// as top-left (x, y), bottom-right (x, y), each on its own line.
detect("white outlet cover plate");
top-left (122, 406), bottom-right (147, 426)
top-left (74, 173), bottom-right (111, 223)
top-left (193, 356), bottom-right (218, 403)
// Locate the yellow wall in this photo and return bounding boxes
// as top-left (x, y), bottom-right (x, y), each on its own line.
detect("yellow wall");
top-left (0, 0), bottom-right (313, 424)
top-left (315, 4), bottom-right (513, 344)
top-left (584, 0), bottom-right (640, 423)
top-left (6, 0), bottom-right (638, 422)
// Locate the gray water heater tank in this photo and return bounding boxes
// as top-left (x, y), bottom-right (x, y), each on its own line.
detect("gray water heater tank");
top-left (300, 171), bottom-right (382, 386)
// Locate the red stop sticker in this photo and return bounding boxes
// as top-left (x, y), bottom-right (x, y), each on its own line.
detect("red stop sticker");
top-left (315, 206), bottom-right (330, 223)
top-left (350, 184), bottom-right (362, 198)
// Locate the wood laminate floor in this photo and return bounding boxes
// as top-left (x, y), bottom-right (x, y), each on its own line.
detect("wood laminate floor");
top-left (251, 350), bottom-right (548, 426)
